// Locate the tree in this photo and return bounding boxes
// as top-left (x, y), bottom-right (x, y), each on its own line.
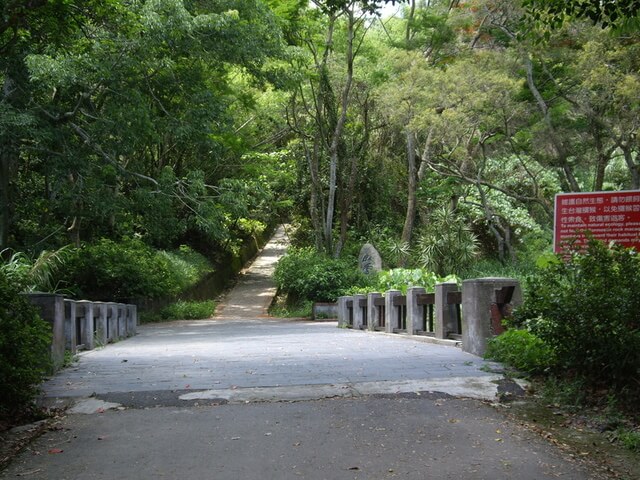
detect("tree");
top-left (4, 0), bottom-right (287, 252)
top-left (289, 1), bottom-right (395, 255)
top-left (523, 0), bottom-right (640, 30)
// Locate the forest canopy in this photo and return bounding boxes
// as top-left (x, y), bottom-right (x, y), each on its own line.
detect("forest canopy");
top-left (1, 0), bottom-right (638, 284)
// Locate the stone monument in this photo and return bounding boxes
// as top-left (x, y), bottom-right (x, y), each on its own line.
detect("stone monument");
top-left (358, 243), bottom-right (382, 274)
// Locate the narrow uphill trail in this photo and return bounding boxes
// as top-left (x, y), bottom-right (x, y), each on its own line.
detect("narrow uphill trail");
top-left (214, 224), bottom-right (289, 319)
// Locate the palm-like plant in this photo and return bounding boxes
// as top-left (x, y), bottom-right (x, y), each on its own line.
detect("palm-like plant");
top-left (416, 206), bottom-right (479, 276)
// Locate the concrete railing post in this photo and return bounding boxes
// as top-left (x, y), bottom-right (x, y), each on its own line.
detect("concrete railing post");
top-left (384, 290), bottom-right (401, 334)
top-left (117, 303), bottom-right (128, 338)
top-left (406, 286), bottom-right (426, 335)
top-left (76, 300), bottom-right (95, 350)
top-left (352, 294), bottom-right (366, 330)
top-left (367, 292), bottom-right (382, 331)
top-left (127, 304), bottom-right (137, 336)
top-left (93, 302), bottom-right (108, 347)
top-left (462, 278), bottom-right (522, 356)
top-left (106, 303), bottom-right (118, 342)
top-left (25, 293), bottom-right (65, 371)
top-left (63, 299), bottom-right (77, 354)
top-left (337, 296), bottom-right (350, 328)
top-left (435, 282), bottom-right (459, 339)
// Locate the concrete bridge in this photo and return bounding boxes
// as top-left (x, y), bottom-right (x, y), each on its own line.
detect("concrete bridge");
top-left (2, 226), bottom-right (595, 479)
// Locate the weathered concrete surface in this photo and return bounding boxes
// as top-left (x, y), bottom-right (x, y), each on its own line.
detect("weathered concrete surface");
top-left (3, 395), bottom-right (595, 480)
top-left (39, 319), bottom-right (500, 401)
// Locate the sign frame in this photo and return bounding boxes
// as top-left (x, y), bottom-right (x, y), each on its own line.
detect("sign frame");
top-left (554, 190), bottom-right (640, 253)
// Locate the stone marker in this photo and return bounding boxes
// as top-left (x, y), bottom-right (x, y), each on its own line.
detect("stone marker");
top-left (358, 243), bottom-right (382, 274)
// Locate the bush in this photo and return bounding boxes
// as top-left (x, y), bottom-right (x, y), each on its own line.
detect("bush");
top-left (159, 300), bottom-right (216, 320)
top-left (514, 239), bottom-right (640, 392)
top-left (376, 268), bottom-right (458, 294)
top-left (64, 239), bottom-right (212, 301)
top-left (274, 247), bottom-right (370, 302)
top-left (485, 329), bottom-right (555, 374)
top-left (0, 271), bottom-right (52, 417)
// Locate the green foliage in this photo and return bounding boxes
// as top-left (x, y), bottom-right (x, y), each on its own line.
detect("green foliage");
top-left (486, 329), bottom-right (555, 374)
top-left (268, 296), bottom-right (313, 318)
top-left (523, 0), bottom-right (640, 31)
top-left (540, 377), bottom-right (588, 410)
top-left (376, 268), bottom-right (458, 294)
top-left (64, 239), bottom-right (212, 301)
top-left (1, 247), bottom-right (70, 292)
top-left (0, 271), bottom-right (52, 417)
top-left (159, 300), bottom-right (216, 321)
top-left (160, 245), bottom-right (214, 290)
top-left (615, 429), bottom-right (640, 452)
top-left (274, 247), bottom-right (370, 302)
top-left (460, 257), bottom-right (538, 282)
top-left (514, 240), bottom-right (640, 392)
top-left (346, 268), bottom-right (458, 295)
top-left (416, 206), bottom-right (479, 276)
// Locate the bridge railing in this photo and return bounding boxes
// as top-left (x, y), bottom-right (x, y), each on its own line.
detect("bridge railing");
top-left (26, 293), bottom-right (138, 372)
top-left (337, 278), bottom-right (521, 356)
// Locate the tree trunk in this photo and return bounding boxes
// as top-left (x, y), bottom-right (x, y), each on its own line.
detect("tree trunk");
top-left (591, 124), bottom-right (608, 191)
top-left (524, 53), bottom-right (580, 192)
top-left (324, 7), bottom-right (356, 254)
top-left (0, 152), bottom-right (10, 249)
top-left (336, 92), bottom-right (370, 258)
top-left (622, 143), bottom-right (640, 189)
top-left (405, 0), bottom-right (416, 46)
top-left (335, 151), bottom-right (358, 257)
top-left (401, 130), bottom-right (417, 247)
top-left (307, 137), bottom-right (324, 251)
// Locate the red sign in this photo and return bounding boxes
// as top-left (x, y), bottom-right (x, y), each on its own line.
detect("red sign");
top-left (554, 190), bottom-right (640, 253)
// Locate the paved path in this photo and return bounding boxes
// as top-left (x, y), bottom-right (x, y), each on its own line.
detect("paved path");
top-left (1, 227), bottom-right (600, 479)
top-left (214, 224), bottom-right (289, 319)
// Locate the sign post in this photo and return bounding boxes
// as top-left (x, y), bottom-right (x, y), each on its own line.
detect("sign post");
top-left (554, 191), bottom-right (640, 253)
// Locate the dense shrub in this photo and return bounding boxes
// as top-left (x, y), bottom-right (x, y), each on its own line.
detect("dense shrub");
top-left (160, 300), bottom-right (216, 320)
top-left (376, 269), bottom-right (458, 294)
top-left (514, 240), bottom-right (640, 392)
top-left (0, 272), bottom-right (52, 417)
top-left (485, 329), bottom-right (555, 374)
top-left (64, 239), bottom-right (212, 301)
top-left (346, 268), bottom-right (458, 295)
top-left (274, 247), bottom-right (370, 302)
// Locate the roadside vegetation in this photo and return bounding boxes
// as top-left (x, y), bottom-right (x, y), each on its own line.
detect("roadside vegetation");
top-left (0, 271), bottom-right (52, 427)
top-left (485, 240), bottom-right (640, 455)
top-left (1, 0), bottom-right (639, 457)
